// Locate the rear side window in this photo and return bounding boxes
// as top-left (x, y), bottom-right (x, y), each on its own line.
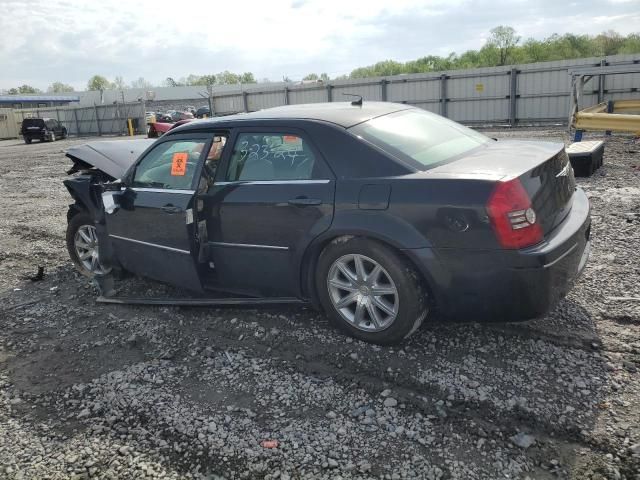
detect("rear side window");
top-left (22, 118), bottom-right (45, 129)
top-left (226, 133), bottom-right (316, 181)
top-left (132, 139), bottom-right (208, 190)
top-left (350, 109), bottom-right (491, 169)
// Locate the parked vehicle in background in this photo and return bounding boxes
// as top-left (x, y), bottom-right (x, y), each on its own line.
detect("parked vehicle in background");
top-left (155, 113), bottom-right (173, 123)
top-left (63, 102), bottom-right (591, 344)
top-left (195, 106), bottom-right (211, 118)
top-left (168, 111), bottom-right (194, 122)
top-left (147, 118), bottom-right (195, 138)
top-left (185, 106), bottom-right (196, 115)
top-left (20, 118), bottom-right (67, 144)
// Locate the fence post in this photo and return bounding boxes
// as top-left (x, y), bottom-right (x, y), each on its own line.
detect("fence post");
top-left (439, 74), bottom-right (448, 117)
top-left (380, 79), bottom-right (388, 102)
top-left (283, 86), bottom-right (289, 105)
top-left (73, 108), bottom-right (80, 137)
top-left (509, 68), bottom-right (518, 126)
top-left (326, 84), bottom-right (333, 102)
top-left (242, 91), bottom-right (249, 113)
top-left (598, 59), bottom-right (606, 103)
top-left (94, 105), bottom-right (102, 136)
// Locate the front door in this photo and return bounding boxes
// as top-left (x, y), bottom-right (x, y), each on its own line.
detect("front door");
top-left (104, 134), bottom-right (214, 292)
top-left (204, 128), bottom-right (335, 297)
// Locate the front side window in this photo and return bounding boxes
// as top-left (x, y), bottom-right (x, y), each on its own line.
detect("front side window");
top-left (226, 133), bottom-right (316, 181)
top-left (132, 139), bottom-right (207, 190)
top-left (350, 109), bottom-right (491, 169)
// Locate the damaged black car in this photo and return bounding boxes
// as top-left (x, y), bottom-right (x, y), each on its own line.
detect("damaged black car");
top-left (63, 102), bottom-right (591, 344)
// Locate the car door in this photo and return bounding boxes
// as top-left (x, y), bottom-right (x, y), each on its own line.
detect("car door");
top-left (104, 133), bottom-right (214, 292)
top-left (203, 127), bottom-right (335, 297)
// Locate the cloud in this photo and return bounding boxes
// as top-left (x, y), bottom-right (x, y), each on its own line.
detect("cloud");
top-left (0, 0), bottom-right (637, 90)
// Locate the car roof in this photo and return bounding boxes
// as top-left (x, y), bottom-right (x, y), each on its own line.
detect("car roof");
top-left (179, 101), bottom-right (413, 130)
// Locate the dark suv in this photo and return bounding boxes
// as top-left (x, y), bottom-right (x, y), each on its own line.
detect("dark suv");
top-left (21, 118), bottom-right (67, 144)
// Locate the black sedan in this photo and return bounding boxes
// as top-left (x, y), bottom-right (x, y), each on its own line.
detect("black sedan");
top-left (63, 102), bottom-right (591, 344)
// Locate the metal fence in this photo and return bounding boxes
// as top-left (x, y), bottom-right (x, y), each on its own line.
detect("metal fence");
top-left (2, 54), bottom-right (639, 140)
top-left (195, 54), bottom-right (640, 125)
top-left (132, 54), bottom-right (639, 126)
top-left (10, 102), bottom-right (146, 138)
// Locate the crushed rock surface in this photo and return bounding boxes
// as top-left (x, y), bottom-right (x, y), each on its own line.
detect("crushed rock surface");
top-left (0, 130), bottom-right (638, 479)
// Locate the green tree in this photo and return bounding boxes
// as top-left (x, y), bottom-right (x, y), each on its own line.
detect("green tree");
top-left (487, 26), bottom-right (520, 65)
top-left (47, 82), bottom-right (75, 93)
top-left (216, 71), bottom-right (240, 84)
top-left (187, 74), bottom-right (217, 86)
top-left (303, 73), bottom-right (319, 81)
top-left (87, 75), bottom-right (111, 91)
top-left (240, 72), bottom-right (256, 84)
top-left (620, 33), bottom-right (640, 54)
top-left (595, 30), bottom-right (625, 56)
top-left (8, 84), bottom-right (42, 94)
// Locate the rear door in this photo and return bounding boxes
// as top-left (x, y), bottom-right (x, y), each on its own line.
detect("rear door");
top-left (204, 128), bottom-right (335, 296)
top-left (105, 133), bottom-right (214, 291)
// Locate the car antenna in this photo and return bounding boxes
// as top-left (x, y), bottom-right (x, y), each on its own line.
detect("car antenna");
top-left (343, 93), bottom-right (363, 107)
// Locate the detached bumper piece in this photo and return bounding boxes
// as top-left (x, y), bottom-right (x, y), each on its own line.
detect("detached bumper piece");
top-left (566, 141), bottom-right (604, 177)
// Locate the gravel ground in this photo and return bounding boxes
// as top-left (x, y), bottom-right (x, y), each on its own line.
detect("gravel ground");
top-left (0, 130), bottom-right (638, 479)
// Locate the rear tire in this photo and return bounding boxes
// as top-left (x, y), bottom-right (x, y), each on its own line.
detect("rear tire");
top-left (66, 212), bottom-right (111, 277)
top-left (316, 237), bottom-right (428, 345)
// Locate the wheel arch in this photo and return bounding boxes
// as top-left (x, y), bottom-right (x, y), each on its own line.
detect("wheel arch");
top-left (300, 231), bottom-right (441, 314)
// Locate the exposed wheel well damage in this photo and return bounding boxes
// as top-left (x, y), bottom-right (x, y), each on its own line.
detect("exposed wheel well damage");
top-left (301, 234), bottom-right (437, 313)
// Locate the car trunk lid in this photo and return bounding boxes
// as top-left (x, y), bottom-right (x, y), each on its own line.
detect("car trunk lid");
top-left (427, 140), bottom-right (575, 236)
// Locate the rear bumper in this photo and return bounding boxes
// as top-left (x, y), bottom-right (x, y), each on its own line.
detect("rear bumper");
top-left (405, 188), bottom-right (591, 321)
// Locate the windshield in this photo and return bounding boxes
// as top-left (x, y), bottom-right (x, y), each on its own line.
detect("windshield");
top-left (23, 118), bottom-right (45, 128)
top-left (350, 109), bottom-right (491, 169)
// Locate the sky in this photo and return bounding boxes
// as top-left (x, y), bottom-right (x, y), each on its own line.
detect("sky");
top-left (0, 0), bottom-right (639, 91)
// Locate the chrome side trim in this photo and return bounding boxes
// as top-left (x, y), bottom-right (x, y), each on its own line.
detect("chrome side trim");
top-left (209, 241), bottom-right (289, 251)
top-left (109, 234), bottom-right (191, 254)
top-left (131, 188), bottom-right (195, 194)
top-left (543, 243), bottom-right (577, 268)
top-left (214, 180), bottom-right (331, 186)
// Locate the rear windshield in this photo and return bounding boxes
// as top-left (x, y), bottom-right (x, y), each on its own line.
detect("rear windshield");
top-left (22, 118), bottom-right (45, 128)
top-left (349, 109), bottom-right (491, 169)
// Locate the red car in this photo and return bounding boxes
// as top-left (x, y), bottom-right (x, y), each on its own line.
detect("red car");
top-left (147, 117), bottom-right (194, 138)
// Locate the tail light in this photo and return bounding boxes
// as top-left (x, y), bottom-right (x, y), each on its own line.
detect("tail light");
top-left (486, 178), bottom-right (542, 249)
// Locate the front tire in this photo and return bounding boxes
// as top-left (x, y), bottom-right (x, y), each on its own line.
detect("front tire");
top-left (316, 237), bottom-right (428, 345)
top-left (24, 138), bottom-right (32, 144)
top-left (49, 132), bottom-right (56, 142)
top-left (66, 212), bottom-right (111, 277)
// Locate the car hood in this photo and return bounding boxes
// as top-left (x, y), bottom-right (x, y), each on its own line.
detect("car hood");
top-left (65, 139), bottom-right (155, 179)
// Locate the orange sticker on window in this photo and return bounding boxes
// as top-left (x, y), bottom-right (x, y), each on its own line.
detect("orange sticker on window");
top-left (171, 152), bottom-right (188, 176)
top-left (283, 135), bottom-right (300, 143)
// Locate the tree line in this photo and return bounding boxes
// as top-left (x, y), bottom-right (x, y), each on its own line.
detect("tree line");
top-left (2, 27), bottom-right (638, 95)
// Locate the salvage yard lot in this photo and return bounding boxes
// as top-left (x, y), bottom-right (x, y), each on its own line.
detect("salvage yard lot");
top-left (0, 130), bottom-right (638, 479)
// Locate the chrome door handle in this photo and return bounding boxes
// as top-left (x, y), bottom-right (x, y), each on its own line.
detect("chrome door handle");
top-left (161, 205), bottom-right (183, 214)
top-left (288, 197), bottom-right (321, 206)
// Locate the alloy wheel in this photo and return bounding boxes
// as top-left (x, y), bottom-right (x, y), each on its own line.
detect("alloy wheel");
top-left (74, 224), bottom-right (111, 275)
top-left (327, 254), bottom-right (399, 332)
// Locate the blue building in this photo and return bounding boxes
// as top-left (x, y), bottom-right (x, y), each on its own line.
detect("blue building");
top-left (0, 95), bottom-right (80, 109)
